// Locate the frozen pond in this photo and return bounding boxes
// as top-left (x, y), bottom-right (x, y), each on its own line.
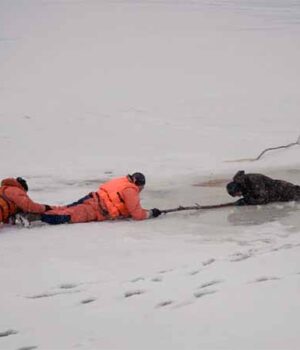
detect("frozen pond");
top-left (1, 0), bottom-right (300, 349)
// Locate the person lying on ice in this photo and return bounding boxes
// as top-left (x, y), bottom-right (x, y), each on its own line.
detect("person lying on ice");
top-left (226, 170), bottom-right (300, 206)
top-left (0, 177), bottom-right (53, 225)
top-left (34, 172), bottom-right (162, 225)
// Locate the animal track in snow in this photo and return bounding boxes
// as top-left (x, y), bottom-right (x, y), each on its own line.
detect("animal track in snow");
top-left (124, 289), bottom-right (145, 298)
top-left (17, 346), bottom-right (38, 350)
top-left (0, 329), bottom-right (18, 337)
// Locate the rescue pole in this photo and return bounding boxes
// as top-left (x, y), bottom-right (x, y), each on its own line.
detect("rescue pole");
top-left (161, 202), bottom-right (235, 214)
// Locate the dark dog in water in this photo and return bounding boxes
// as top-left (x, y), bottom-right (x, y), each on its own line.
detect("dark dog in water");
top-left (227, 170), bottom-right (300, 206)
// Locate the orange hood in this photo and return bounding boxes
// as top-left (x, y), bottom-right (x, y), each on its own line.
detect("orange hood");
top-left (1, 178), bottom-right (25, 191)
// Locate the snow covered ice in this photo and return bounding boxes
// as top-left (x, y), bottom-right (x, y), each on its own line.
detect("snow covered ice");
top-left (1, 0), bottom-right (300, 349)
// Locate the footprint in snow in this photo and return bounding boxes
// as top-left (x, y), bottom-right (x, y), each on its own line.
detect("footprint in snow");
top-left (81, 298), bottom-right (96, 304)
top-left (202, 258), bottom-right (215, 266)
top-left (194, 289), bottom-right (218, 299)
top-left (130, 277), bottom-right (145, 283)
top-left (0, 329), bottom-right (18, 337)
top-left (27, 282), bottom-right (81, 299)
top-left (124, 290), bottom-right (145, 298)
top-left (172, 300), bottom-right (195, 309)
top-left (155, 300), bottom-right (173, 308)
top-left (230, 252), bottom-right (252, 262)
top-left (189, 260), bottom-right (216, 275)
top-left (59, 283), bottom-right (78, 289)
top-left (272, 243), bottom-right (300, 252)
top-left (250, 276), bottom-right (280, 283)
top-left (158, 268), bottom-right (174, 274)
top-left (198, 280), bottom-right (223, 289)
top-left (151, 276), bottom-right (163, 282)
top-left (27, 290), bottom-right (80, 299)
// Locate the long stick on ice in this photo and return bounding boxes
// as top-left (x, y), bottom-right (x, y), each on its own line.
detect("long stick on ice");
top-left (161, 202), bottom-right (236, 214)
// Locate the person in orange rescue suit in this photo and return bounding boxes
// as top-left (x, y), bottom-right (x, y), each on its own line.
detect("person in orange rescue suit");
top-left (0, 177), bottom-right (53, 225)
top-left (40, 172), bottom-right (162, 225)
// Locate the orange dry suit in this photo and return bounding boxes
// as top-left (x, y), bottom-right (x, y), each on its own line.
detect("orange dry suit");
top-left (98, 176), bottom-right (148, 220)
top-left (0, 178), bottom-right (48, 224)
top-left (42, 176), bottom-right (149, 224)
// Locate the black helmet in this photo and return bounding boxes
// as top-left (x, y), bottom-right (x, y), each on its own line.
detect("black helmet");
top-left (226, 181), bottom-right (241, 197)
top-left (131, 172), bottom-right (146, 186)
top-left (16, 177), bottom-right (28, 192)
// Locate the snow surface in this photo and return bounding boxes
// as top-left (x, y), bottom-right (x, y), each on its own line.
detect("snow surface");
top-left (1, 0), bottom-right (300, 349)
